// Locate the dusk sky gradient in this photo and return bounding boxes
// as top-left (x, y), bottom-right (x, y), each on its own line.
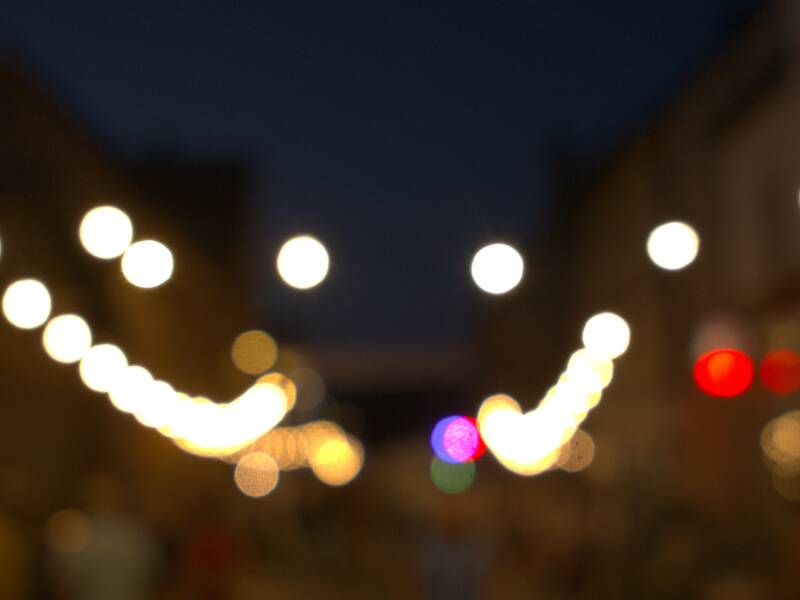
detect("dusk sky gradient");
top-left (1, 0), bottom-right (760, 347)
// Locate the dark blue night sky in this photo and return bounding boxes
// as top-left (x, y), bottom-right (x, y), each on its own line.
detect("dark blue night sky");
top-left (1, 1), bottom-right (760, 347)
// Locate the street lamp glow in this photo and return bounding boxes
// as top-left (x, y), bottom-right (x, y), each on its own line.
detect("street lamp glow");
top-left (79, 206), bottom-right (133, 259)
top-left (42, 314), bottom-right (93, 364)
top-left (470, 243), bottom-right (524, 295)
top-left (3, 279), bottom-right (52, 329)
top-left (276, 235), bottom-right (330, 290)
top-left (582, 312), bottom-right (630, 360)
top-left (121, 240), bottom-right (174, 288)
top-left (646, 221), bottom-right (699, 271)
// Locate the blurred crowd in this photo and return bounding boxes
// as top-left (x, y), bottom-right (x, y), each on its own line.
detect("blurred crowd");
top-left (0, 434), bottom-right (796, 600)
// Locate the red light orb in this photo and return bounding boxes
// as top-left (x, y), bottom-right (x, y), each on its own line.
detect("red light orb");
top-left (693, 349), bottom-right (754, 398)
top-left (760, 349), bottom-right (800, 396)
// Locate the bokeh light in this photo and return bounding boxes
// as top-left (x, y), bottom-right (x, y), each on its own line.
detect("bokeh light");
top-left (761, 412), bottom-right (800, 474)
top-left (79, 206), bottom-right (133, 259)
top-left (231, 330), bottom-right (278, 375)
top-left (79, 344), bottom-right (128, 393)
top-left (470, 242), bottom-right (524, 295)
top-left (42, 314), bottom-right (92, 364)
top-left (582, 312), bottom-right (630, 360)
top-left (430, 457), bottom-right (475, 494)
top-left (760, 349), bottom-right (800, 396)
top-left (234, 452), bottom-right (280, 497)
top-left (2, 279), bottom-right (52, 329)
top-left (693, 349), bottom-right (753, 398)
top-left (109, 365), bottom-right (154, 413)
top-left (646, 221), bottom-right (699, 270)
top-left (257, 372), bottom-right (298, 411)
top-left (45, 509), bottom-right (91, 554)
top-left (430, 416), bottom-right (483, 463)
top-left (121, 240), bottom-right (174, 288)
top-left (133, 380), bottom-right (180, 429)
top-left (276, 235), bottom-right (330, 290)
top-left (557, 429), bottom-right (596, 472)
top-left (309, 434), bottom-right (364, 486)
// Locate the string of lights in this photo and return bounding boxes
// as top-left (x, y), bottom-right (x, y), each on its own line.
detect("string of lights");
top-left (0, 205), bottom-right (363, 499)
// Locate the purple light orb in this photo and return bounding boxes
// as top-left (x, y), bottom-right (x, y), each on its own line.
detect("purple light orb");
top-left (430, 415), bottom-right (480, 464)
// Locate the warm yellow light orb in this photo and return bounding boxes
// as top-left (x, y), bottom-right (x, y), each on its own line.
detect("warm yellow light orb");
top-left (42, 314), bottom-right (93, 364)
top-left (2, 279), bottom-right (52, 329)
top-left (309, 435), bottom-right (364, 486)
top-left (79, 344), bottom-right (128, 393)
top-left (231, 330), bottom-right (278, 375)
top-left (582, 312), bottom-right (630, 360)
top-left (79, 206), bottom-right (134, 259)
top-left (646, 221), bottom-right (699, 271)
top-left (121, 240), bottom-right (174, 288)
top-left (276, 235), bottom-right (329, 290)
top-left (109, 365), bottom-right (154, 413)
top-left (470, 243), bottom-right (524, 295)
top-left (234, 452), bottom-right (280, 497)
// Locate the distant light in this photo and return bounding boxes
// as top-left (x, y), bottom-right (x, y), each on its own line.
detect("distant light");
top-left (430, 416), bottom-right (483, 464)
top-left (121, 240), bottom-right (174, 288)
top-left (430, 457), bottom-right (475, 494)
top-left (109, 365), bottom-right (154, 413)
top-left (231, 330), bottom-right (278, 375)
top-left (79, 344), bottom-right (128, 393)
top-left (257, 372), bottom-right (298, 411)
top-left (42, 314), bottom-right (93, 364)
top-left (693, 349), bottom-right (753, 398)
top-left (646, 221), bottom-right (699, 271)
top-left (557, 429), bottom-right (595, 473)
top-left (234, 452), bottom-right (280, 497)
top-left (309, 435), bottom-right (363, 486)
top-left (760, 349), bottom-right (800, 396)
top-left (133, 380), bottom-right (179, 428)
top-left (761, 412), bottom-right (800, 471)
top-left (582, 312), bottom-right (630, 360)
top-left (276, 235), bottom-right (329, 290)
top-left (2, 279), bottom-right (52, 329)
top-left (79, 206), bottom-right (133, 259)
top-left (470, 243), bottom-right (524, 295)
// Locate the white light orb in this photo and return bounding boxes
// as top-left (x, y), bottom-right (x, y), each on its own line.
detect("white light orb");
top-left (276, 235), bottom-right (330, 290)
top-left (582, 312), bottom-right (630, 360)
top-left (79, 206), bottom-right (134, 260)
top-left (470, 243), bottom-right (524, 295)
top-left (3, 279), bottom-right (52, 329)
top-left (646, 221), bottom-right (699, 271)
top-left (79, 344), bottom-right (128, 393)
top-left (121, 240), bottom-right (174, 288)
top-left (42, 315), bottom-right (93, 364)
top-left (109, 365), bottom-right (154, 413)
